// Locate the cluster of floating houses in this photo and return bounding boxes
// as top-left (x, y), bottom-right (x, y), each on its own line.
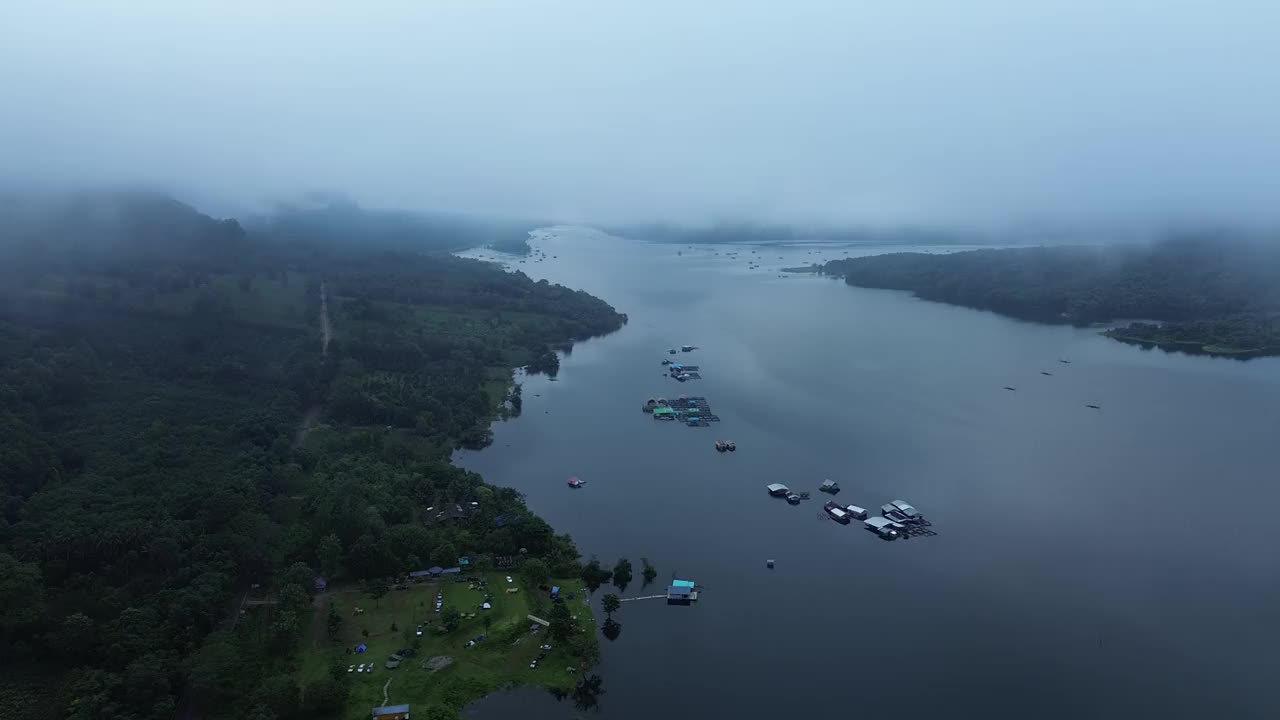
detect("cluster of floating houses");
top-left (642, 395), bottom-right (721, 427)
top-left (662, 345), bottom-right (701, 381)
top-left (767, 483), bottom-right (935, 540)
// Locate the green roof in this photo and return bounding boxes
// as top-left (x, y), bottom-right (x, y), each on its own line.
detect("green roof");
top-left (653, 406), bottom-right (676, 415)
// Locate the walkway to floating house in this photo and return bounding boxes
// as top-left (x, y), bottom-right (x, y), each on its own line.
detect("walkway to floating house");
top-left (618, 594), bottom-right (668, 602)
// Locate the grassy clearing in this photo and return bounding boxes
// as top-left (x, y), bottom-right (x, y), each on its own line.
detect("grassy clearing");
top-left (300, 573), bottom-right (595, 719)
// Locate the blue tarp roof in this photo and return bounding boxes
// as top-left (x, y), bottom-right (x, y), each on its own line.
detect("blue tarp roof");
top-left (551, 586), bottom-right (561, 594)
top-left (672, 579), bottom-right (695, 588)
top-left (372, 705), bottom-right (411, 717)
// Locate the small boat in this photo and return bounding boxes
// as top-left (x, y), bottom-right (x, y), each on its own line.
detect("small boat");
top-left (715, 441), bottom-right (728, 452)
top-left (668, 349), bottom-right (678, 354)
top-left (785, 493), bottom-right (801, 505)
top-left (798, 491), bottom-right (810, 500)
top-left (1059, 359), bottom-right (1072, 364)
top-left (766, 483), bottom-right (790, 497)
top-left (824, 502), bottom-right (851, 524)
top-left (681, 345), bottom-right (696, 352)
top-left (1040, 371), bottom-right (1054, 376)
top-left (661, 359), bottom-right (671, 365)
top-left (567, 477), bottom-right (585, 489)
top-left (819, 479), bottom-right (840, 494)
top-left (726, 441), bottom-right (736, 452)
top-left (1003, 386), bottom-right (1017, 391)
top-left (1086, 404), bottom-right (1101, 409)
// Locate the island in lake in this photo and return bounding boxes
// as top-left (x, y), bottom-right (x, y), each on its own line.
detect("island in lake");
top-left (813, 234), bottom-right (1280, 358)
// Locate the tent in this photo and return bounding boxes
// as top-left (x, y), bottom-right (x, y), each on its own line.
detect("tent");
top-left (356, 644), bottom-right (368, 653)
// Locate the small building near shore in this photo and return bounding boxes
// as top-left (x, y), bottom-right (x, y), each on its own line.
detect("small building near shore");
top-left (371, 704), bottom-right (410, 720)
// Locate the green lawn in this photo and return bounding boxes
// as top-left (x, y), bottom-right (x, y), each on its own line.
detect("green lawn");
top-left (300, 573), bottom-right (596, 719)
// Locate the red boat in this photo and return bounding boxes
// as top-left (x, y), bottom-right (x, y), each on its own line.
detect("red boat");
top-left (567, 477), bottom-right (584, 489)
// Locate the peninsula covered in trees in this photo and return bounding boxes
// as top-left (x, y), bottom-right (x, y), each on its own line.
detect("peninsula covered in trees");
top-left (816, 233), bottom-right (1280, 357)
top-left (0, 190), bottom-right (624, 719)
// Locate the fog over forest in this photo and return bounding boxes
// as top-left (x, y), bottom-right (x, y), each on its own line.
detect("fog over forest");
top-left (2, 1), bottom-right (1278, 231)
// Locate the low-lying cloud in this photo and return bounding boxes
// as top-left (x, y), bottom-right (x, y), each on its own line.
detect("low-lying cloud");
top-left (2, 1), bottom-right (1277, 229)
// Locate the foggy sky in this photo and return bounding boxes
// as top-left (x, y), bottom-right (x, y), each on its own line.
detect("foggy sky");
top-left (2, 1), bottom-right (1278, 228)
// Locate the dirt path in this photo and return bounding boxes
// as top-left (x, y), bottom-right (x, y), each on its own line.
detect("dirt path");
top-left (318, 280), bottom-right (331, 356)
top-left (294, 280), bottom-right (331, 448)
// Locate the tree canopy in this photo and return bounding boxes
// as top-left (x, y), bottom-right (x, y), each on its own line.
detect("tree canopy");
top-left (821, 233), bottom-right (1280, 356)
top-left (0, 191), bottom-right (625, 718)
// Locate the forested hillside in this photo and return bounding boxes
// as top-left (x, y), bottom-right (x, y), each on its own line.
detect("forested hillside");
top-left (0, 192), bottom-right (624, 719)
top-left (819, 235), bottom-right (1280, 356)
top-left (250, 197), bottom-right (540, 255)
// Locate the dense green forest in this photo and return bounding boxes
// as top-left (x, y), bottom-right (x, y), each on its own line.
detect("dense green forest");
top-left (0, 191), bottom-right (624, 719)
top-left (610, 221), bottom-right (974, 246)
top-left (818, 234), bottom-right (1280, 356)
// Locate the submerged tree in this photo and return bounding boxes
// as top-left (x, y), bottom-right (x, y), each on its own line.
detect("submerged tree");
top-left (580, 558), bottom-right (610, 593)
top-left (602, 618), bottom-right (622, 642)
top-left (640, 557), bottom-right (657, 586)
top-left (601, 593), bottom-right (621, 618)
top-left (611, 558), bottom-right (632, 593)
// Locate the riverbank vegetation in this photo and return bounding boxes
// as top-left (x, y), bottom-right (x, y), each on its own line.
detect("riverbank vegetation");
top-left (819, 234), bottom-right (1280, 357)
top-left (0, 190), bottom-right (624, 719)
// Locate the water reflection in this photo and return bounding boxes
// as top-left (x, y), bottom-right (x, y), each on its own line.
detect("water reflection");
top-left (601, 618), bottom-right (622, 642)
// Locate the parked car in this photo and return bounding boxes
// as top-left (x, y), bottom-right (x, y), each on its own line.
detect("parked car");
top-left (348, 665), bottom-right (355, 673)
top-left (540, 644), bottom-right (553, 651)
top-left (529, 659), bottom-right (538, 669)
top-left (416, 624), bottom-right (423, 636)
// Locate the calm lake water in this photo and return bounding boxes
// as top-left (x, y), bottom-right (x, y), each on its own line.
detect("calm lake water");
top-left (456, 228), bottom-right (1280, 720)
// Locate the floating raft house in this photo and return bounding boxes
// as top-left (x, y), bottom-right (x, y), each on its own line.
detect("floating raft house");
top-left (667, 579), bottom-right (699, 605)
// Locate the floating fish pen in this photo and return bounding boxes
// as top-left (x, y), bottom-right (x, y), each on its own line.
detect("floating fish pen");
top-left (646, 395), bottom-right (720, 424)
